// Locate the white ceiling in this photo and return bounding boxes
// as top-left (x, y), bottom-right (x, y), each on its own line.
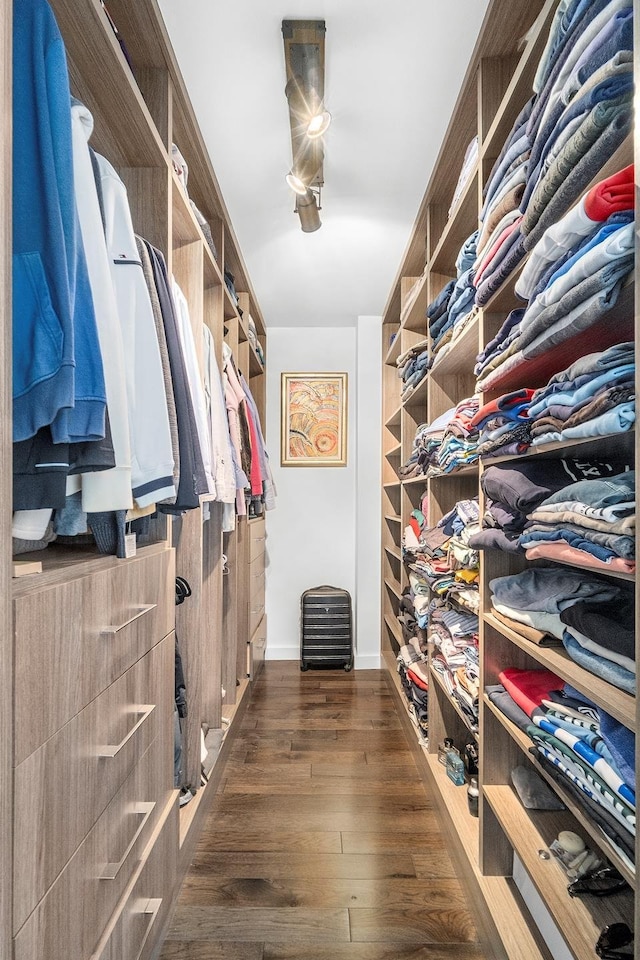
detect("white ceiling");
top-left (158, 0), bottom-right (490, 328)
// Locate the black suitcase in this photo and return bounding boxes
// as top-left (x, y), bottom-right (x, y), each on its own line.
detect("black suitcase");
top-left (300, 585), bottom-right (353, 671)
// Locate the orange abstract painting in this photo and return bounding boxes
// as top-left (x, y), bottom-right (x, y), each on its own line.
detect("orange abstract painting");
top-left (281, 373), bottom-right (347, 466)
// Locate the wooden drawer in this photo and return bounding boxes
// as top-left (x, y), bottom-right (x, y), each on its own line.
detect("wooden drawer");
top-left (15, 547), bottom-right (175, 762)
top-left (247, 613), bottom-right (266, 681)
top-left (248, 555), bottom-right (265, 637)
top-left (14, 738), bottom-right (174, 960)
top-left (93, 798), bottom-right (178, 960)
top-left (14, 633), bottom-right (174, 932)
top-left (248, 518), bottom-right (265, 562)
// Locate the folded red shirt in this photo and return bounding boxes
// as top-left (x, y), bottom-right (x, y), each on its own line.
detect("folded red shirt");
top-left (498, 666), bottom-right (563, 720)
top-left (584, 164), bottom-right (634, 222)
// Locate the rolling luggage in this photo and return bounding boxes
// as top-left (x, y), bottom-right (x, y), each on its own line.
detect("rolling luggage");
top-left (300, 584), bottom-right (353, 671)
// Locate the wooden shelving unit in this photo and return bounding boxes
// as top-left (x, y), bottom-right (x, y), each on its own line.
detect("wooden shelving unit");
top-left (379, 0), bottom-right (639, 956)
top-left (2, 1), bottom-right (270, 958)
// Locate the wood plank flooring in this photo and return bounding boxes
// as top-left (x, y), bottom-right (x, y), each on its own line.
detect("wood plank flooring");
top-left (160, 662), bottom-right (490, 960)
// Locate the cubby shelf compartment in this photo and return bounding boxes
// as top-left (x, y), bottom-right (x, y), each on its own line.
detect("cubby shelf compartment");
top-left (385, 405), bottom-right (402, 429)
top-left (430, 164), bottom-right (479, 276)
top-left (484, 697), bottom-right (636, 889)
top-left (430, 313), bottom-right (481, 378)
top-left (480, 0), bottom-right (558, 162)
top-left (384, 578), bottom-right (403, 601)
top-left (430, 664), bottom-right (478, 741)
top-left (484, 784), bottom-right (634, 960)
top-left (485, 614), bottom-right (635, 730)
top-left (384, 613), bottom-right (404, 647)
top-left (484, 430), bottom-right (636, 467)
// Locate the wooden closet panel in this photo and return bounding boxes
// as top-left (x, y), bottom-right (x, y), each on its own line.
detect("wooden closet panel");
top-left (13, 633), bottom-right (174, 932)
top-left (248, 614), bottom-right (267, 681)
top-left (248, 554), bottom-right (266, 638)
top-left (92, 799), bottom-right (178, 960)
top-left (13, 733), bottom-right (173, 960)
top-left (0, 5), bottom-right (10, 960)
top-left (248, 517), bottom-right (266, 562)
top-left (14, 547), bottom-right (175, 764)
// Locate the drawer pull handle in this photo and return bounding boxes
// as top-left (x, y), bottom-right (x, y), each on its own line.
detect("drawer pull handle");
top-left (98, 705), bottom-right (155, 758)
top-left (101, 604), bottom-right (157, 637)
top-left (253, 536), bottom-right (265, 542)
top-left (99, 801), bottom-right (155, 880)
top-left (133, 897), bottom-right (163, 960)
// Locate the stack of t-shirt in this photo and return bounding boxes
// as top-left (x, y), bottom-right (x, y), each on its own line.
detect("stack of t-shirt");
top-left (487, 667), bottom-right (635, 868)
top-left (489, 567), bottom-right (634, 692)
top-left (468, 388), bottom-right (534, 459)
top-left (397, 637), bottom-right (429, 741)
top-left (396, 339), bottom-right (430, 399)
top-left (430, 602), bottom-right (480, 732)
top-left (471, 457), bottom-right (632, 555)
top-left (428, 232), bottom-right (478, 360)
top-left (519, 470), bottom-right (635, 575)
top-left (434, 397), bottom-right (481, 474)
top-left (477, 165), bottom-right (635, 392)
top-left (406, 499), bottom-right (479, 601)
top-left (399, 422), bottom-right (430, 479)
top-left (527, 342), bottom-right (635, 445)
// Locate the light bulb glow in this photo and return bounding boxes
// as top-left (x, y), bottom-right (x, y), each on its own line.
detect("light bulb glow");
top-left (285, 172), bottom-right (309, 195)
top-left (306, 110), bottom-right (331, 139)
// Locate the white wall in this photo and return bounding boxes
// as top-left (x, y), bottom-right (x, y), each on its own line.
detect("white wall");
top-left (264, 321), bottom-right (381, 667)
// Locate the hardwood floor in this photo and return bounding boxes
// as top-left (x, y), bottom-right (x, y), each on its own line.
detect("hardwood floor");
top-left (160, 662), bottom-right (491, 960)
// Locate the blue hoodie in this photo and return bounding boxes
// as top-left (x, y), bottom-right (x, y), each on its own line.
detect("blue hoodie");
top-left (13, 0), bottom-right (106, 443)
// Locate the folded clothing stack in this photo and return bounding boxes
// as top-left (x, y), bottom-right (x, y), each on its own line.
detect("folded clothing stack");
top-left (469, 0), bottom-right (634, 312)
top-left (487, 668), bottom-right (635, 868)
top-left (449, 135), bottom-right (479, 218)
top-left (396, 338), bottom-right (429, 398)
top-left (489, 567), bottom-right (635, 693)
top-left (520, 469), bottom-right (635, 575)
top-left (405, 497), bottom-right (480, 616)
top-left (428, 232), bottom-right (478, 360)
top-left (401, 406), bottom-right (475, 479)
top-left (397, 637), bottom-right (429, 741)
top-left (433, 396), bottom-right (481, 475)
top-left (473, 98), bottom-right (531, 307)
top-left (399, 421), bottom-right (431, 479)
top-left (430, 602), bottom-right (479, 732)
top-left (247, 315), bottom-right (264, 366)
top-left (468, 388), bottom-right (534, 460)
top-left (522, 3), bottom-right (633, 252)
top-left (477, 165), bottom-right (634, 392)
top-left (471, 456), bottom-right (632, 555)
top-left (527, 341), bottom-right (635, 445)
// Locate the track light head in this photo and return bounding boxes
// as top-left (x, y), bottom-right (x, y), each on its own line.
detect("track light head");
top-left (296, 189), bottom-right (321, 232)
top-left (306, 110), bottom-right (331, 139)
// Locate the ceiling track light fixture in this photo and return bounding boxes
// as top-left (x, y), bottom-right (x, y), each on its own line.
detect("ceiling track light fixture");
top-left (296, 185), bottom-right (322, 233)
top-left (282, 19), bottom-right (330, 232)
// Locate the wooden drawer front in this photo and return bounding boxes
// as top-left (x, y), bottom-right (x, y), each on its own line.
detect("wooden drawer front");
top-left (14, 737), bottom-right (173, 960)
top-left (249, 556), bottom-right (265, 637)
top-left (15, 547), bottom-right (175, 763)
top-left (248, 518), bottom-right (266, 562)
top-left (14, 634), bottom-right (174, 932)
top-left (94, 800), bottom-right (178, 960)
top-left (248, 614), bottom-right (266, 681)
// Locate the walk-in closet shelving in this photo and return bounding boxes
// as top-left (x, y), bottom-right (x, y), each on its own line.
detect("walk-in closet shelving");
top-left (2, 0), bottom-right (270, 957)
top-left (380, 0), bottom-right (638, 956)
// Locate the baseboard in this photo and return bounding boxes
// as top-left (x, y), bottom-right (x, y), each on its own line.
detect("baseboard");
top-left (266, 648), bottom-right (381, 669)
top-left (265, 646), bottom-right (298, 660)
top-left (354, 653), bottom-right (381, 669)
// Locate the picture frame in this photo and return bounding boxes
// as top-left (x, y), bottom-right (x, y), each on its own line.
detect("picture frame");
top-left (281, 372), bottom-right (348, 467)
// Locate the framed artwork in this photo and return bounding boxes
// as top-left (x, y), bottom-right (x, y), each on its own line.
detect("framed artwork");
top-left (281, 372), bottom-right (348, 467)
